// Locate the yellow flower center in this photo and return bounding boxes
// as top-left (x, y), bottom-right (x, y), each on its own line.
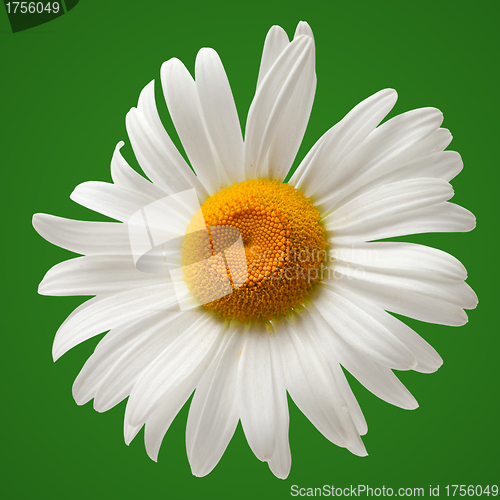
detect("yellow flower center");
top-left (181, 179), bottom-right (327, 322)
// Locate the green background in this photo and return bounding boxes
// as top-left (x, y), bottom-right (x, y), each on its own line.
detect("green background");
top-left (1, 0), bottom-right (498, 498)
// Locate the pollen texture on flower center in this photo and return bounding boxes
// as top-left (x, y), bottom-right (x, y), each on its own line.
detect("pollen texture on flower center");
top-left (181, 179), bottom-right (327, 322)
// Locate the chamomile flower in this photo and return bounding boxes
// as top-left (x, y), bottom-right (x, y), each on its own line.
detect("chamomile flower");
top-left (33, 21), bottom-right (477, 479)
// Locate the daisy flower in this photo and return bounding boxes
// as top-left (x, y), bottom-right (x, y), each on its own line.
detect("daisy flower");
top-left (33, 21), bottom-right (477, 479)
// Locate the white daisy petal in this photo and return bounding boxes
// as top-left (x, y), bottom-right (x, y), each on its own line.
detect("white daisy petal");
top-left (330, 242), bottom-right (467, 281)
top-left (403, 150), bottom-right (462, 182)
top-left (195, 48), bottom-right (244, 184)
top-left (323, 177), bottom-right (474, 243)
top-left (73, 336), bottom-right (132, 406)
top-left (322, 139), bottom-right (462, 215)
top-left (427, 127), bottom-right (453, 153)
top-left (161, 58), bottom-right (226, 195)
top-left (52, 284), bottom-right (177, 361)
top-left (287, 127), bottom-right (327, 185)
top-left (126, 81), bottom-right (207, 198)
top-left (295, 307), bottom-right (367, 435)
top-left (316, 283), bottom-right (442, 374)
top-left (238, 322), bottom-right (276, 461)
top-left (267, 331), bottom-right (291, 479)
top-left (70, 181), bottom-right (152, 222)
top-left (330, 260), bottom-right (477, 310)
top-left (294, 20), bottom-right (314, 39)
top-left (278, 315), bottom-right (366, 455)
top-left (110, 141), bottom-right (167, 200)
top-left (308, 303), bottom-right (418, 409)
top-left (32, 214), bottom-right (130, 255)
top-left (314, 285), bottom-right (416, 370)
top-left (331, 264), bottom-right (476, 326)
top-left (124, 421), bottom-right (143, 446)
top-left (93, 310), bottom-right (195, 412)
top-left (143, 382), bottom-right (197, 460)
top-left (136, 321), bottom-right (216, 454)
top-left (72, 312), bottom-right (167, 405)
top-left (290, 88), bottom-right (398, 193)
top-left (338, 150), bottom-right (463, 202)
top-left (263, 62), bottom-right (315, 181)
top-left (254, 22), bottom-right (316, 182)
top-left (263, 24), bottom-right (316, 181)
top-left (343, 357), bottom-right (419, 410)
top-left (324, 178), bottom-right (453, 233)
top-left (125, 313), bottom-right (225, 427)
top-left (318, 136), bottom-right (461, 215)
top-left (371, 311), bottom-right (443, 374)
top-left (256, 25), bottom-right (289, 89)
top-left (244, 34), bottom-right (314, 179)
top-left (38, 255), bottom-right (167, 297)
top-left (312, 107), bottom-right (444, 213)
top-left (330, 201), bottom-right (475, 244)
top-left (186, 325), bottom-right (242, 476)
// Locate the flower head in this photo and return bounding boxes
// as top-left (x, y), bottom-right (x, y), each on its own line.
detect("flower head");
top-left (33, 21), bottom-right (477, 479)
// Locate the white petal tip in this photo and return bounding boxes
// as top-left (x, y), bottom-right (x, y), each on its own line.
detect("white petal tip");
top-left (386, 88), bottom-right (398, 100)
top-left (294, 21), bottom-right (313, 39)
top-left (141, 80), bottom-right (155, 95)
top-left (160, 57), bottom-right (182, 74)
top-left (353, 450), bottom-right (369, 457)
top-left (425, 106), bottom-right (444, 120)
top-left (451, 312), bottom-right (469, 326)
top-left (253, 444), bottom-right (275, 462)
top-left (32, 213), bottom-right (41, 229)
top-left (32, 213), bottom-right (49, 236)
top-left (52, 347), bottom-right (62, 362)
top-left (417, 358), bottom-right (444, 374)
top-left (72, 390), bottom-right (89, 406)
top-left (124, 427), bottom-right (140, 446)
top-left (375, 88), bottom-right (398, 108)
top-left (270, 472), bottom-right (288, 480)
top-left (347, 438), bottom-right (368, 457)
top-left (268, 461), bottom-right (291, 480)
top-left (125, 107), bottom-right (136, 120)
top-left (192, 468), bottom-right (211, 478)
top-left (93, 402), bottom-right (107, 413)
top-left (406, 358), bottom-right (419, 371)
top-left (268, 25), bottom-right (287, 36)
top-left (197, 46), bottom-right (217, 58)
top-left (124, 432), bottom-right (135, 445)
top-left (69, 186), bottom-right (82, 204)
